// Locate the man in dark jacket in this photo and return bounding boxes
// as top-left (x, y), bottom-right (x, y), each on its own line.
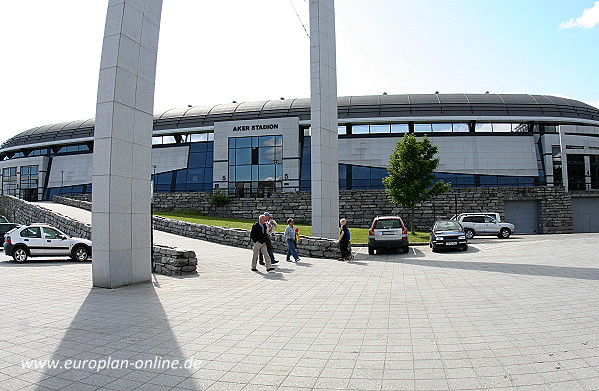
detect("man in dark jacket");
top-left (250, 214), bottom-right (275, 272)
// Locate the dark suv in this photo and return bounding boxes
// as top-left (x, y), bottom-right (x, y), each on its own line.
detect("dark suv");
top-left (368, 216), bottom-right (409, 255)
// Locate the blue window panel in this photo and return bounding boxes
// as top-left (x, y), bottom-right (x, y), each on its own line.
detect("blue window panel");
top-left (189, 153), bottom-right (207, 168)
top-left (235, 148), bottom-right (252, 165)
top-left (352, 125), bottom-right (369, 134)
top-left (453, 123), bottom-right (469, 132)
top-left (259, 136), bottom-right (277, 147)
top-left (352, 165), bottom-right (371, 180)
top-left (338, 126), bottom-right (346, 135)
top-left (259, 165), bottom-right (275, 181)
top-left (275, 164), bottom-right (282, 181)
top-left (391, 124), bottom-right (409, 133)
top-left (251, 165), bottom-right (258, 181)
top-left (236, 166), bottom-right (251, 181)
top-left (235, 137), bottom-right (252, 148)
top-left (479, 176), bottom-right (498, 185)
top-left (370, 124), bottom-right (390, 134)
top-left (155, 172), bottom-right (173, 185)
top-left (370, 168), bottom-right (387, 180)
top-left (475, 123), bottom-right (493, 132)
top-left (351, 179), bottom-right (370, 188)
top-left (432, 123), bottom-right (452, 132)
top-left (455, 175), bottom-right (475, 185)
top-left (259, 147), bottom-right (276, 164)
top-left (414, 124), bottom-right (432, 133)
top-left (228, 149), bottom-right (235, 165)
top-left (228, 166), bottom-right (235, 182)
top-left (190, 142), bottom-right (208, 153)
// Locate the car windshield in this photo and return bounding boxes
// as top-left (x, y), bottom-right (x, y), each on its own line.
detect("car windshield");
top-left (374, 219), bottom-right (401, 229)
top-left (435, 221), bottom-right (462, 231)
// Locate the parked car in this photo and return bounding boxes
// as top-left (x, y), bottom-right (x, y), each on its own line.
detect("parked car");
top-left (368, 216), bottom-right (409, 254)
top-left (4, 224), bottom-right (92, 263)
top-left (0, 223), bottom-right (21, 246)
top-left (456, 214), bottom-right (515, 239)
top-left (429, 220), bottom-right (468, 252)
top-left (451, 212), bottom-right (501, 222)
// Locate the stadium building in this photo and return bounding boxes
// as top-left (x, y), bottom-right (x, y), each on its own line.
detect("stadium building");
top-left (2, 93), bottom-right (599, 231)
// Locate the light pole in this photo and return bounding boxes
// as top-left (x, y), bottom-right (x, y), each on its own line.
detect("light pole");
top-left (60, 170), bottom-right (64, 195)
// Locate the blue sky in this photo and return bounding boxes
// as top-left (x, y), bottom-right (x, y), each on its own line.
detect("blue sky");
top-left (1, 0), bottom-right (598, 143)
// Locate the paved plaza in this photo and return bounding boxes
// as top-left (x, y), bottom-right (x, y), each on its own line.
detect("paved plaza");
top-left (0, 206), bottom-right (598, 390)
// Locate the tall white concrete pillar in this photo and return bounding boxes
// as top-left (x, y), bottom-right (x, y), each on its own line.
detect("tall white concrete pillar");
top-left (92, 0), bottom-right (163, 288)
top-left (309, 0), bottom-right (339, 239)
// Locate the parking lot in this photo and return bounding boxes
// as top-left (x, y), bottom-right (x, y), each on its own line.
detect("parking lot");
top-left (0, 233), bottom-right (598, 390)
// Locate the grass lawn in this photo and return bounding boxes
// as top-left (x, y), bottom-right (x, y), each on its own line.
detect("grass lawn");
top-left (155, 211), bottom-right (429, 244)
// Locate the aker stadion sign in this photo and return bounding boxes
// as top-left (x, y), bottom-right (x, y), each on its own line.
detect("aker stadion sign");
top-left (232, 123), bottom-right (279, 132)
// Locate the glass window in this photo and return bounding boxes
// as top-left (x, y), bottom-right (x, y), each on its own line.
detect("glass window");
top-left (236, 165), bottom-right (251, 181)
top-left (544, 125), bottom-right (558, 133)
top-left (452, 123), bottom-right (469, 132)
top-left (259, 147), bottom-right (276, 164)
top-left (352, 125), bottom-right (369, 134)
top-left (20, 227), bottom-right (41, 238)
top-left (370, 124), bottom-right (390, 134)
top-left (492, 123), bottom-right (512, 132)
top-left (475, 123), bottom-right (493, 132)
top-left (391, 124), bottom-right (409, 133)
top-left (152, 137), bottom-right (163, 145)
top-left (235, 148), bottom-right (251, 165)
top-left (162, 136), bottom-right (176, 144)
top-left (338, 125), bottom-right (347, 135)
top-left (43, 227), bottom-right (64, 239)
top-left (190, 133), bottom-right (209, 142)
top-left (259, 165), bottom-right (275, 181)
top-left (432, 123), bottom-right (452, 132)
top-left (235, 137), bottom-right (252, 148)
top-left (513, 123), bottom-right (529, 133)
top-left (259, 136), bottom-right (277, 147)
top-left (414, 124), bottom-right (432, 133)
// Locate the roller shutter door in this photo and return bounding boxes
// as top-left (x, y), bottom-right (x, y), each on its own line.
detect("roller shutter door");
top-left (572, 197), bottom-right (599, 233)
top-left (504, 200), bottom-right (539, 234)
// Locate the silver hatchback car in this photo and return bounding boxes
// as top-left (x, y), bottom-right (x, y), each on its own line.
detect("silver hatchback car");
top-left (4, 224), bottom-right (92, 263)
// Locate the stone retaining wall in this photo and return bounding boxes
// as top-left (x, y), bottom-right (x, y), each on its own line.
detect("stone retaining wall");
top-left (54, 195), bottom-right (340, 258)
top-left (0, 195), bottom-right (197, 274)
top-left (119, 187), bottom-right (572, 233)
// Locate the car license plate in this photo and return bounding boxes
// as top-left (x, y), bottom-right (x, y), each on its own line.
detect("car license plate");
top-left (446, 242), bottom-right (457, 246)
top-left (382, 231), bottom-right (395, 235)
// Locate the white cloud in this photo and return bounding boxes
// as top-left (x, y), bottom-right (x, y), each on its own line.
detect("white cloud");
top-left (559, 1), bottom-right (599, 29)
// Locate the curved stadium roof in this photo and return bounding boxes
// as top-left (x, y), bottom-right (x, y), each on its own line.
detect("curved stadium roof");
top-left (3, 93), bottom-right (599, 150)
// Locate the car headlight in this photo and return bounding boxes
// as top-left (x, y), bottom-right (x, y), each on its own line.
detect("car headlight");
top-left (435, 236), bottom-right (444, 241)
top-left (459, 235), bottom-right (466, 240)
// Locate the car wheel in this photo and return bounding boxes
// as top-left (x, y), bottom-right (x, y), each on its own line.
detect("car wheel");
top-left (402, 246), bottom-right (409, 254)
top-left (464, 229), bottom-right (475, 239)
top-left (462, 245), bottom-right (468, 251)
top-left (431, 245), bottom-right (438, 253)
top-left (368, 246), bottom-right (375, 255)
top-left (12, 247), bottom-right (28, 263)
top-left (72, 246), bottom-right (90, 262)
top-left (499, 228), bottom-right (511, 239)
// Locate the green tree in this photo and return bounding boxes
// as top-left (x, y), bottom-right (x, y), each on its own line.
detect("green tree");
top-left (382, 134), bottom-right (450, 233)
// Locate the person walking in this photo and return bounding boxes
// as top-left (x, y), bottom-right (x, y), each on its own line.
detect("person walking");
top-left (337, 218), bottom-right (352, 261)
top-left (250, 214), bottom-right (275, 272)
top-left (284, 218), bottom-right (300, 262)
top-left (259, 212), bottom-right (278, 265)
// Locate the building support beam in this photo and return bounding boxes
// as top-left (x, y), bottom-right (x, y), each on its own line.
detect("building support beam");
top-left (92, 0), bottom-right (163, 288)
top-left (309, 0), bottom-right (339, 239)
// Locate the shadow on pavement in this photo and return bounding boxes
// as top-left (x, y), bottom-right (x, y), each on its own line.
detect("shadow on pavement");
top-left (32, 285), bottom-right (200, 390)
top-left (0, 259), bottom-right (90, 267)
top-left (398, 258), bottom-right (599, 280)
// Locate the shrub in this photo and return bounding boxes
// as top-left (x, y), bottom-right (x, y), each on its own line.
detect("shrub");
top-left (211, 190), bottom-right (231, 207)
